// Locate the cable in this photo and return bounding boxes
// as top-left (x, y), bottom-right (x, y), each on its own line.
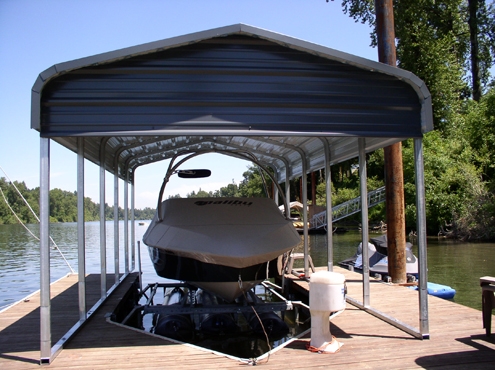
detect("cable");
top-left (0, 166), bottom-right (75, 273)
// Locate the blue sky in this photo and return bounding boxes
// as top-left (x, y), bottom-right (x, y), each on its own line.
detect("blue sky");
top-left (0, 0), bottom-right (376, 209)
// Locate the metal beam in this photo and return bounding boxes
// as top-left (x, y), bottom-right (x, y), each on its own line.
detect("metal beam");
top-left (320, 138), bottom-right (333, 271)
top-left (359, 138), bottom-right (370, 307)
top-left (40, 137), bottom-right (51, 364)
top-left (99, 138), bottom-right (108, 299)
top-left (114, 164), bottom-right (119, 285)
top-left (414, 138), bottom-right (429, 337)
top-left (124, 170), bottom-right (129, 273)
top-left (131, 176), bottom-right (136, 271)
top-left (285, 165), bottom-right (291, 216)
top-left (77, 137), bottom-right (86, 321)
top-left (346, 296), bottom-right (426, 339)
top-left (302, 155), bottom-right (309, 278)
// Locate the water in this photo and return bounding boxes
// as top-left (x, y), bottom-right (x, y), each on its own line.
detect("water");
top-left (0, 221), bottom-right (156, 309)
top-left (289, 231), bottom-right (495, 311)
top-left (1, 222), bottom-right (495, 311)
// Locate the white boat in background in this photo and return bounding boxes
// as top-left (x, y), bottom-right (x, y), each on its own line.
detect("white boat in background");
top-left (338, 234), bottom-right (456, 299)
top-left (143, 149), bottom-right (300, 302)
top-left (339, 234), bottom-right (419, 276)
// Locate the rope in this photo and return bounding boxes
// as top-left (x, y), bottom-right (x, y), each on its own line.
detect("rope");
top-left (0, 166), bottom-right (75, 273)
top-left (306, 336), bottom-right (342, 354)
top-left (239, 276), bottom-right (271, 366)
top-left (0, 187), bottom-right (40, 241)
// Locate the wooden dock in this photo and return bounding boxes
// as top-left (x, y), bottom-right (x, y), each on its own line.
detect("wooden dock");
top-left (1, 268), bottom-right (495, 369)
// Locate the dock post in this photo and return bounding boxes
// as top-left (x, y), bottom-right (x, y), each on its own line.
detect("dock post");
top-left (321, 138), bottom-right (333, 271)
top-left (114, 160), bottom-right (120, 285)
top-left (124, 170), bottom-right (129, 274)
top-left (285, 166), bottom-right (290, 214)
top-left (359, 138), bottom-right (370, 307)
top-left (77, 137), bottom-right (86, 321)
top-left (99, 139), bottom-right (107, 299)
top-left (375, 0), bottom-right (407, 284)
top-left (131, 177), bottom-right (135, 271)
top-left (414, 138), bottom-right (429, 338)
top-left (40, 137), bottom-right (51, 364)
top-left (301, 154), bottom-right (309, 278)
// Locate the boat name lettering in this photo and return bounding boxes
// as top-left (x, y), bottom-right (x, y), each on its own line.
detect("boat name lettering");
top-left (194, 200), bottom-right (253, 207)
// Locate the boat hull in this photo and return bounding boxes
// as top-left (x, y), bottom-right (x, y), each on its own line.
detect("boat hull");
top-left (144, 197), bottom-right (299, 301)
top-left (149, 246), bottom-right (283, 282)
top-left (149, 246), bottom-right (284, 301)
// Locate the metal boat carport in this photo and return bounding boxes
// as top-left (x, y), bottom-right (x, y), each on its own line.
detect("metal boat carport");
top-left (31, 24), bottom-right (433, 364)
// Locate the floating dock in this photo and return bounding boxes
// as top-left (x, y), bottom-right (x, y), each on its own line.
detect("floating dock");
top-left (1, 268), bottom-right (494, 369)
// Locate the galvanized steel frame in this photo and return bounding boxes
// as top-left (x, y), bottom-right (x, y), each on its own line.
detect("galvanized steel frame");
top-left (37, 137), bottom-right (431, 365)
top-left (34, 24), bottom-right (433, 364)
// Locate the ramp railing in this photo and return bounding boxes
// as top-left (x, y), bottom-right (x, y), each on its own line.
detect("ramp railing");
top-left (310, 186), bottom-right (386, 229)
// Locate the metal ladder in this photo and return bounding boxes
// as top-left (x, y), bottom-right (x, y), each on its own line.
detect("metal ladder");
top-left (310, 186), bottom-right (386, 230)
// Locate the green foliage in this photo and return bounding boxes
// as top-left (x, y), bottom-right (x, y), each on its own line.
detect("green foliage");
top-left (187, 188), bottom-right (214, 198)
top-left (341, 0), bottom-right (495, 128)
top-left (0, 178), bottom-right (40, 224)
top-left (403, 132), bottom-right (480, 233)
top-left (461, 88), bottom-right (495, 181)
top-left (339, 1), bottom-right (495, 239)
top-left (134, 207), bottom-right (156, 220)
top-left (399, 89), bottom-right (495, 239)
top-left (184, 166), bottom-right (269, 199)
top-left (0, 177), bottom-right (155, 224)
top-left (218, 181), bottom-right (242, 197)
top-left (238, 167), bottom-right (269, 198)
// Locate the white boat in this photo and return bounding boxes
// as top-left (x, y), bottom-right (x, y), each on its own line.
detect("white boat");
top-left (143, 149), bottom-right (301, 302)
top-left (339, 235), bottom-right (418, 276)
top-left (339, 235), bottom-right (456, 299)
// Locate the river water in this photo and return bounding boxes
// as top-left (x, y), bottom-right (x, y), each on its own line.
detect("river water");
top-left (1, 221), bottom-right (494, 311)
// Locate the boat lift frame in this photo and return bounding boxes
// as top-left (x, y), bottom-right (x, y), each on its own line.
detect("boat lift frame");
top-left (34, 24), bottom-right (432, 365)
top-left (117, 282), bottom-right (296, 328)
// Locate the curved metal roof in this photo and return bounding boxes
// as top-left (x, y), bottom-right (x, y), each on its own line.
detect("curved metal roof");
top-left (31, 24), bottom-right (433, 183)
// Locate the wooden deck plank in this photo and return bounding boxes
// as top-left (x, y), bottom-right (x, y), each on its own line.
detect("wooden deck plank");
top-left (1, 267), bottom-right (495, 369)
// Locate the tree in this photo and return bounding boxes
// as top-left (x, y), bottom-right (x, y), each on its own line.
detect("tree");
top-left (469, 0), bottom-right (495, 100)
top-left (341, 0), bottom-right (495, 126)
top-left (238, 167), bottom-right (269, 198)
top-left (0, 177), bottom-right (157, 224)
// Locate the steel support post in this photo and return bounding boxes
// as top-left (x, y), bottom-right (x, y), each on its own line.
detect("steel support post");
top-left (77, 137), bottom-right (86, 322)
top-left (131, 178), bottom-right (136, 271)
top-left (40, 137), bottom-right (51, 364)
top-left (321, 138), bottom-right (333, 271)
top-left (359, 138), bottom-right (370, 307)
top-left (124, 171), bottom-right (129, 273)
top-left (285, 166), bottom-right (291, 214)
top-left (114, 167), bottom-right (119, 285)
top-left (99, 142), bottom-right (107, 299)
top-left (302, 156), bottom-right (309, 278)
top-left (414, 138), bottom-right (429, 338)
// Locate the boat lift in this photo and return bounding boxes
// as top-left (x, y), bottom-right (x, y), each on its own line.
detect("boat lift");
top-left (32, 24), bottom-right (433, 364)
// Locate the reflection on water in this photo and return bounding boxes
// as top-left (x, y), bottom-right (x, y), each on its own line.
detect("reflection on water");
top-left (1, 222), bottom-right (494, 311)
top-left (0, 221), bottom-right (155, 308)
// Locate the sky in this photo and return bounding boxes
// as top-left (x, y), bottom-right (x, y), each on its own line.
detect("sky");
top-left (0, 0), bottom-right (377, 209)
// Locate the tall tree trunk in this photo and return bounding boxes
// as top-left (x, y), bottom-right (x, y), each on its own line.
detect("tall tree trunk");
top-left (469, 0), bottom-right (482, 101)
top-left (375, 0), bottom-right (407, 284)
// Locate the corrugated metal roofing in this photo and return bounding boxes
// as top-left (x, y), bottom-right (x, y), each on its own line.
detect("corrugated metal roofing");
top-left (31, 24), bottom-right (433, 182)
